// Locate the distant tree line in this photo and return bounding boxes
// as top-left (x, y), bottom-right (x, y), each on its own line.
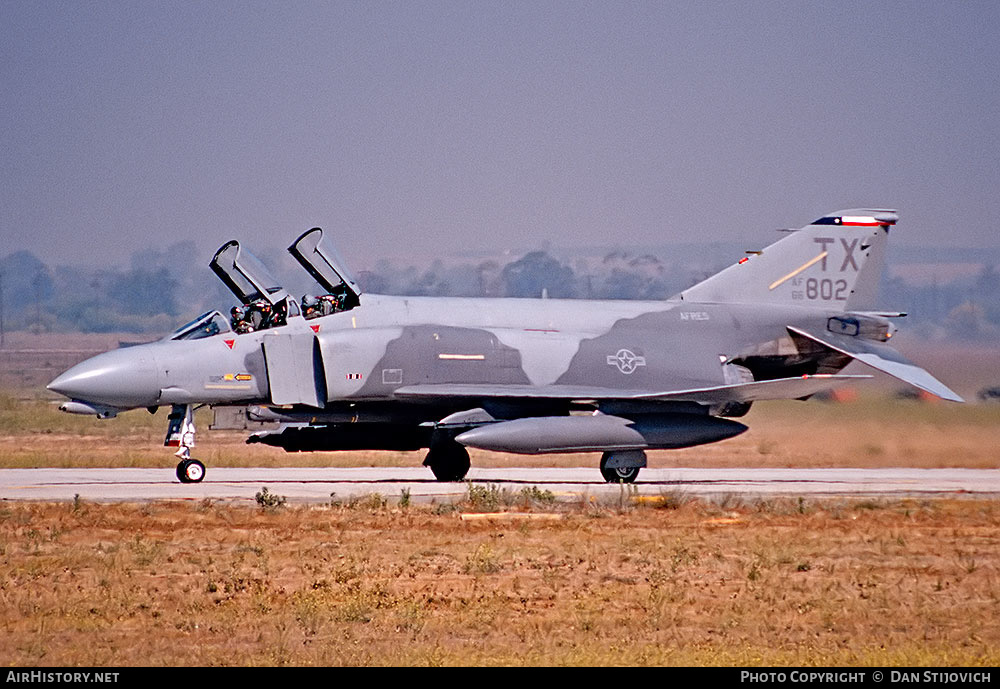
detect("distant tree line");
top-left (355, 250), bottom-right (681, 301)
top-left (881, 266), bottom-right (1000, 340)
top-left (1, 246), bottom-right (998, 341)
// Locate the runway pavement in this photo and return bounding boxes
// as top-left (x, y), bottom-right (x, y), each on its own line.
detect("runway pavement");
top-left (0, 466), bottom-right (997, 504)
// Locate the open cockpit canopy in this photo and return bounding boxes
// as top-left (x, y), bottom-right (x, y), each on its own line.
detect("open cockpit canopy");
top-left (210, 240), bottom-right (289, 306)
top-left (288, 228), bottom-right (361, 309)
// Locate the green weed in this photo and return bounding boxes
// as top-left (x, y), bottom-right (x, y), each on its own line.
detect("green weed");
top-left (464, 483), bottom-right (515, 512)
top-left (255, 487), bottom-right (286, 510)
top-left (519, 485), bottom-right (555, 506)
top-left (464, 543), bottom-right (502, 575)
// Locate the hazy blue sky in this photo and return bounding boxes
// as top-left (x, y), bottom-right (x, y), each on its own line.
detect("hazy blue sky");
top-left (3, 1), bottom-right (999, 270)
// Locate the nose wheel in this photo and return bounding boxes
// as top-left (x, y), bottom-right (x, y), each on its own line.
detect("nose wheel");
top-left (176, 458), bottom-right (206, 483)
top-left (166, 404), bottom-right (207, 483)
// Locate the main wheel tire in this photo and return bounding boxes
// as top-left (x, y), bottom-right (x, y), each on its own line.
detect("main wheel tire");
top-left (176, 458), bottom-right (206, 483)
top-left (599, 453), bottom-right (641, 483)
top-left (600, 465), bottom-right (640, 483)
top-left (426, 443), bottom-right (471, 482)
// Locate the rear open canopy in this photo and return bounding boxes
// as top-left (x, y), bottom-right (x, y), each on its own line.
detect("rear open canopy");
top-left (288, 228), bottom-right (361, 309)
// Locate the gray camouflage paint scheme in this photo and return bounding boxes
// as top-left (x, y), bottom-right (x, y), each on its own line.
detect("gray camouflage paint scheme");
top-left (47, 209), bottom-right (963, 482)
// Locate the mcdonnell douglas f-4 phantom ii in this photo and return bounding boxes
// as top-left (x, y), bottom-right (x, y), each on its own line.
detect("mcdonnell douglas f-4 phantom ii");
top-left (48, 209), bottom-right (962, 484)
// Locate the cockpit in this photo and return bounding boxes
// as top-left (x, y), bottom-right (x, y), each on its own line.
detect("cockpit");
top-left (209, 228), bottom-right (362, 334)
top-left (230, 297), bottom-right (298, 333)
top-left (289, 228), bottom-right (361, 318)
top-left (301, 287), bottom-right (350, 320)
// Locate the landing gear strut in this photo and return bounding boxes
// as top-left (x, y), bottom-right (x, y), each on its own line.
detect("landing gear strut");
top-left (600, 450), bottom-right (646, 483)
top-left (166, 404), bottom-right (206, 483)
top-left (424, 439), bottom-right (471, 482)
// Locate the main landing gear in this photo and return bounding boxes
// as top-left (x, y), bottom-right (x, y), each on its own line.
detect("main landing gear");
top-left (599, 449), bottom-right (646, 483)
top-left (424, 438), bottom-right (471, 482)
top-left (166, 404), bottom-right (206, 483)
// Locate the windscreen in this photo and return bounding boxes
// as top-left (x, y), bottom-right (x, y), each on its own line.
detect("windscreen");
top-left (169, 311), bottom-right (231, 341)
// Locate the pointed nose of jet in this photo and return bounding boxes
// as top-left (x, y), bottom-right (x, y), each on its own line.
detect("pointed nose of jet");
top-left (48, 346), bottom-right (160, 409)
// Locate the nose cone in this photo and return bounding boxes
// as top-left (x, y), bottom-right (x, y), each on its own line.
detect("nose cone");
top-left (48, 346), bottom-right (159, 409)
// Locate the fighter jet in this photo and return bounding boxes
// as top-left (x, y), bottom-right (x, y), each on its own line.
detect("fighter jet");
top-left (47, 209), bottom-right (962, 484)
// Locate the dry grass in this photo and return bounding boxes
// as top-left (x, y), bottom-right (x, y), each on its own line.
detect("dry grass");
top-left (662, 397), bottom-right (1000, 469)
top-left (0, 497), bottom-right (998, 666)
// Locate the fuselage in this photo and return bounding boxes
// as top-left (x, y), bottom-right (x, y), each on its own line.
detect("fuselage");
top-left (48, 293), bottom-right (846, 415)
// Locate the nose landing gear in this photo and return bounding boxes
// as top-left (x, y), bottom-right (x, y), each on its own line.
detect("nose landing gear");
top-left (176, 458), bottom-right (206, 483)
top-left (166, 404), bottom-right (206, 483)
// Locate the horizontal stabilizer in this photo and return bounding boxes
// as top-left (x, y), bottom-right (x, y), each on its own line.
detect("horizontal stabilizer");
top-left (393, 374), bottom-right (869, 406)
top-left (787, 326), bottom-right (963, 402)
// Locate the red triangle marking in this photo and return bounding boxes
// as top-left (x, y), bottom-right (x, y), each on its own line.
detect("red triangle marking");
top-left (310, 325), bottom-right (321, 333)
top-left (224, 339), bottom-right (235, 349)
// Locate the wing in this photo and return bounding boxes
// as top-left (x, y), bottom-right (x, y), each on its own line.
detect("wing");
top-left (787, 326), bottom-right (963, 402)
top-left (393, 374), bottom-right (869, 405)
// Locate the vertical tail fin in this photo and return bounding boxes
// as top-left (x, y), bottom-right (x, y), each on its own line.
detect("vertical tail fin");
top-left (679, 209), bottom-right (897, 310)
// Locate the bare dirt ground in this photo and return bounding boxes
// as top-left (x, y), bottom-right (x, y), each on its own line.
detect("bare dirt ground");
top-left (1, 497), bottom-right (998, 666)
